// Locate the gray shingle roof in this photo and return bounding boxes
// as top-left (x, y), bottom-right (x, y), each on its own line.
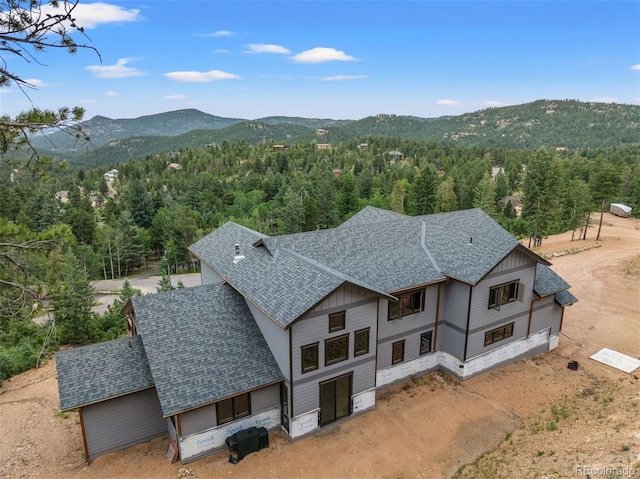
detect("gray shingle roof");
top-left (555, 289), bottom-right (578, 307)
top-left (131, 283), bottom-right (282, 417)
top-left (534, 263), bottom-right (571, 297)
top-left (189, 222), bottom-right (389, 328)
top-left (56, 335), bottom-right (154, 411)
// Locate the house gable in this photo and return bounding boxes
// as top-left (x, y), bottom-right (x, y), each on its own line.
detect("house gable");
top-left (131, 283), bottom-right (282, 417)
top-left (56, 335), bottom-right (154, 411)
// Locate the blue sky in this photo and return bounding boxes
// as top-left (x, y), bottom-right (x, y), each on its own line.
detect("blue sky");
top-left (2, 0), bottom-right (639, 120)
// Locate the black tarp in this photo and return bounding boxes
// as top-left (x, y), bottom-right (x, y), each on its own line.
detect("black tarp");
top-left (225, 427), bottom-right (269, 464)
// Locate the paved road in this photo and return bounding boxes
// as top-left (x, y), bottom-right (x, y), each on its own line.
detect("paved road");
top-left (92, 273), bottom-right (201, 314)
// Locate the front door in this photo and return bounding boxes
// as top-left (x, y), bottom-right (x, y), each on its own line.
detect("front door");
top-left (319, 372), bottom-right (352, 426)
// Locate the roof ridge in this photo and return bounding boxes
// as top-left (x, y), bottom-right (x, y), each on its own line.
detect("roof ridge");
top-left (421, 220), bottom-right (442, 273)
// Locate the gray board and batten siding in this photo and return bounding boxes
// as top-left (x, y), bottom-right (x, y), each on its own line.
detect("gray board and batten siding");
top-left (464, 249), bottom-right (537, 361)
top-left (81, 388), bottom-right (167, 462)
top-left (376, 285), bottom-right (439, 370)
top-left (290, 284), bottom-right (379, 417)
top-left (56, 335), bottom-right (166, 463)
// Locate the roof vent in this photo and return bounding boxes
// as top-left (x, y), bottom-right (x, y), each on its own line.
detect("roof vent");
top-left (233, 243), bottom-right (245, 264)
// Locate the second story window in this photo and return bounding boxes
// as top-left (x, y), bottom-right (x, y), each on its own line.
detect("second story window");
top-left (301, 343), bottom-right (319, 374)
top-left (388, 290), bottom-right (425, 320)
top-left (328, 311), bottom-right (346, 332)
top-left (325, 334), bottom-right (349, 366)
top-left (488, 280), bottom-right (524, 310)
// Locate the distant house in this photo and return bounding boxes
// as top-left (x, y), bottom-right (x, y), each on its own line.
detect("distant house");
top-left (316, 143), bottom-right (332, 150)
top-left (56, 207), bottom-right (576, 465)
top-left (388, 150), bottom-right (404, 162)
top-left (103, 169), bottom-right (118, 181)
top-left (272, 145), bottom-right (289, 152)
top-left (167, 163), bottom-right (183, 171)
top-left (315, 128), bottom-right (329, 136)
top-left (357, 143), bottom-right (369, 150)
top-left (54, 190), bottom-right (69, 203)
top-left (332, 168), bottom-right (342, 178)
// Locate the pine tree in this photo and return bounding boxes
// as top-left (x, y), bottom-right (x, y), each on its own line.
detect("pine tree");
top-left (53, 254), bottom-right (97, 345)
top-left (412, 163), bottom-right (439, 215)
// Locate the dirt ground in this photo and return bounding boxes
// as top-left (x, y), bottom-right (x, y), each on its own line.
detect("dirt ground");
top-left (1, 213), bottom-right (638, 479)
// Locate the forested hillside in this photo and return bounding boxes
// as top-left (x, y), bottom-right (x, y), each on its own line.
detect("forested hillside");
top-left (30, 100), bottom-right (640, 167)
top-left (2, 131), bottom-right (639, 384)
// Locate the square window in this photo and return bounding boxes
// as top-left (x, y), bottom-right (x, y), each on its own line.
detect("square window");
top-left (301, 343), bottom-right (319, 373)
top-left (325, 334), bottom-right (349, 366)
top-left (392, 340), bottom-right (405, 365)
top-left (483, 322), bottom-right (515, 346)
top-left (354, 328), bottom-right (370, 357)
top-left (329, 311), bottom-right (346, 333)
top-left (488, 281), bottom-right (524, 310)
top-left (420, 331), bottom-right (433, 355)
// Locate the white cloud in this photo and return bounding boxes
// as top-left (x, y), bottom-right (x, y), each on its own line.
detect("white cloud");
top-left (246, 44), bottom-right (290, 54)
top-left (24, 78), bottom-right (46, 87)
top-left (86, 58), bottom-right (145, 78)
top-left (590, 97), bottom-right (616, 103)
top-left (319, 75), bottom-right (368, 82)
top-left (75, 99), bottom-right (97, 105)
top-left (631, 64), bottom-right (640, 71)
top-left (215, 49), bottom-right (232, 54)
top-left (211, 30), bottom-right (235, 37)
top-left (291, 47), bottom-right (356, 64)
top-left (164, 70), bottom-right (240, 82)
top-left (484, 101), bottom-right (505, 107)
top-left (49, 2), bottom-right (142, 29)
top-left (164, 94), bottom-right (187, 100)
top-left (104, 91), bottom-right (118, 97)
top-left (436, 99), bottom-right (460, 106)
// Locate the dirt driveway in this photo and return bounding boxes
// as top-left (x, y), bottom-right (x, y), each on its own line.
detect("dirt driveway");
top-left (1, 213), bottom-right (638, 479)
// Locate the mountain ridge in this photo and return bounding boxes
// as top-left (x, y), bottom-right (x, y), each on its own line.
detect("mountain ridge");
top-left (30, 99), bottom-right (640, 166)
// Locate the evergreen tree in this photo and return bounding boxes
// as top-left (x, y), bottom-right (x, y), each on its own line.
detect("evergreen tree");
top-left (436, 177), bottom-right (458, 213)
top-left (53, 254), bottom-right (97, 345)
top-left (156, 257), bottom-right (175, 292)
top-left (126, 178), bottom-right (155, 229)
top-left (473, 173), bottom-right (497, 217)
top-left (412, 163), bottom-right (439, 215)
top-left (589, 156), bottom-right (622, 240)
top-left (336, 173), bottom-right (360, 221)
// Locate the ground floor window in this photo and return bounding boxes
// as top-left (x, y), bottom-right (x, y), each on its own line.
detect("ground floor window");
top-left (217, 392), bottom-right (251, 425)
top-left (420, 331), bottom-right (433, 355)
top-left (392, 340), bottom-right (405, 365)
top-left (484, 322), bottom-right (515, 346)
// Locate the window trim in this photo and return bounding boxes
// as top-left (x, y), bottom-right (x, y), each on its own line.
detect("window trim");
top-left (301, 342), bottom-right (319, 374)
top-left (388, 289), bottom-right (425, 320)
top-left (216, 392), bottom-right (251, 425)
top-left (484, 322), bottom-right (515, 346)
top-left (488, 280), bottom-right (524, 310)
top-left (328, 311), bottom-right (346, 333)
top-left (325, 333), bottom-right (349, 366)
top-left (353, 328), bottom-right (370, 357)
top-left (391, 340), bottom-right (405, 365)
top-left (419, 331), bottom-right (433, 355)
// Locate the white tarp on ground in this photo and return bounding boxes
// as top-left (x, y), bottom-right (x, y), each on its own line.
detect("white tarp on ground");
top-left (610, 203), bottom-right (632, 217)
top-left (590, 348), bottom-right (640, 373)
